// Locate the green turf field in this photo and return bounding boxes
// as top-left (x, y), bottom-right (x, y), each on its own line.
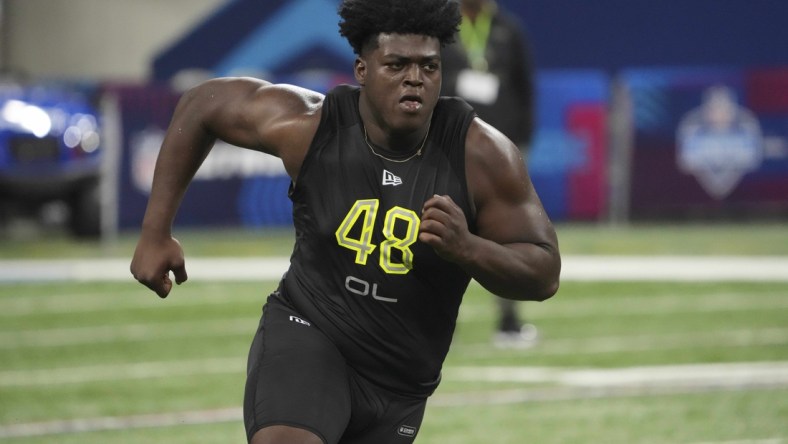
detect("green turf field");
top-left (0, 223), bottom-right (786, 443)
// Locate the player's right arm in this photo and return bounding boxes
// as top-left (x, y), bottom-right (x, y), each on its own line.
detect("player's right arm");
top-left (130, 77), bottom-right (323, 297)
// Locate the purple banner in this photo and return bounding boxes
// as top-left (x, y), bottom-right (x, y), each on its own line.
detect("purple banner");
top-left (621, 67), bottom-right (788, 218)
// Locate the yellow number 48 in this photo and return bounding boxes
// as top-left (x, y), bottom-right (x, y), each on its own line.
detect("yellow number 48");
top-left (335, 199), bottom-right (420, 275)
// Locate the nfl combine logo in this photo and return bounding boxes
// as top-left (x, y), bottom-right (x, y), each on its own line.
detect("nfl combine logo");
top-left (382, 169), bottom-right (403, 186)
top-left (676, 86), bottom-right (763, 199)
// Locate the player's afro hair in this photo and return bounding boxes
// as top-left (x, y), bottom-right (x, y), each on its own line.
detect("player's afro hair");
top-left (338, 0), bottom-right (461, 55)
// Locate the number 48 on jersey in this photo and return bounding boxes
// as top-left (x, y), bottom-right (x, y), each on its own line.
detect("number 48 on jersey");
top-left (335, 199), bottom-right (420, 275)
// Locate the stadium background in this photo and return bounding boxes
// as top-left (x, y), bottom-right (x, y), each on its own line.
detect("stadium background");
top-left (4, 0), bottom-right (788, 233)
top-left (1, 1), bottom-right (787, 443)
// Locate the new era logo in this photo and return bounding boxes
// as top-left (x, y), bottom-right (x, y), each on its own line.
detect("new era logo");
top-left (289, 315), bottom-right (311, 326)
top-left (382, 169), bottom-right (402, 186)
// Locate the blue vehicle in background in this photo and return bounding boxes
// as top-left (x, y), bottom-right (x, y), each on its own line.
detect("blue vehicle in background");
top-left (0, 80), bottom-right (102, 237)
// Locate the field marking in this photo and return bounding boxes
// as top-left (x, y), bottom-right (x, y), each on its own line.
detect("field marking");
top-left (560, 255), bottom-right (788, 282)
top-left (0, 328), bottom-right (788, 387)
top-left (3, 283), bottom-right (787, 318)
top-left (450, 327), bottom-right (788, 357)
top-left (0, 323), bottom-right (784, 357)
top-left (690, 440), bottom-right (784, 444)
top-left (3, 282), bottom-right (785, 319)
top-left (0, 407), bottom-right (242, 438)
top-left (0, 290), bottom-right (265, 317)
top-left (444, 361), bottom-right (788, 388)
top-left (1, 361), bottom-right (786, 438)
top-left (0, 357), bottom-right (244, 387)
top-left (2, 356), bottom-right (786, 390)
top-left (457, 293), bottom-right (788, 322)
top-left (0, 258), bottom-right (289, 283)
top-left (0, 318), bottom-right (260, 349)
top-left (429, 381), bottom-right (787, 408)
top-left (1, 255), bottom-right (788, 283)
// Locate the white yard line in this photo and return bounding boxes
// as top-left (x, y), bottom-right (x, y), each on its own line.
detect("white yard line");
top-left (690, 440), bottom-right (784, 444)
top-left (560, 256), bottom-right (788, 282)
top-left (445, 361), bottom-right (788, 388)
top-left (450, 328), bottom-right (788, 357)
top-left (0, 318), bottom-right (259, 349)
top-left (0, 357), bottom-right (244, 387)
top-left (0, 257), bottom-right (290, 283)
top-left (2, 356), bottom-right (786, 391)
top-left (0, 408), bottom-right (242, 438)
top-left (1, 255), bottom-right (787, 283)
top-left (1, 323), bottom-right (784, 357)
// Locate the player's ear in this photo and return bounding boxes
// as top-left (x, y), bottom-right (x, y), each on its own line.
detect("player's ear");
top-left (354, 57), bottom-right (366, 86)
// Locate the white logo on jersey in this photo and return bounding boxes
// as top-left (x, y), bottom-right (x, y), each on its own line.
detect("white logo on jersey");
top-left (398, 425), bottom-right (417, 437)
top-left (289, 315), bottom-right (311, 326)
top-left (382, 169), bottom-right (402, 186)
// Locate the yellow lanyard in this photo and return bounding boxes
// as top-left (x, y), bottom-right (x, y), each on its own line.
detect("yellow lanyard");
top-left (459, 7), bottom-right (493, 71)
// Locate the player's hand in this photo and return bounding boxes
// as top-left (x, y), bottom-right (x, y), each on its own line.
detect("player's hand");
top-left (419, 194), bottom-right (472, 263)
top-left (130, 233), bottom-right (188, 298)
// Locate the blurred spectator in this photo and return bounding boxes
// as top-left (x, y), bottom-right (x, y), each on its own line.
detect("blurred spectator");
top-left (442, 0), bottom-right (538, 348)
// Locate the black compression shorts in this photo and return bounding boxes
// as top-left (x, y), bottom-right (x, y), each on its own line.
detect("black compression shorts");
top-left (244, 291), bottom-right (428, 444)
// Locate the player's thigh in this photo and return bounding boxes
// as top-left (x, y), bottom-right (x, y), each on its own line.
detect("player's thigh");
top-left (341, 375), bottom-right (427, 444)
top-left (245, 297), bottom-right (351, 444)
top-left (251, 424), bottom-right (323, 444)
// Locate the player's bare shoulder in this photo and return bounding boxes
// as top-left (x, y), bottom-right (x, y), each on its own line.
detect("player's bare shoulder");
top-left (235, 80), bottom-right (324, 139)
top-left (251, 82), bottom-right (325, 120)
top-left (198, 78), bottom-right (325, 177)
top-left (181, 77), bottom-right (324, 148)
top-left (465, 117), bottom-right (528, 204)
top-left (254, 83), bottom-right (325, 178)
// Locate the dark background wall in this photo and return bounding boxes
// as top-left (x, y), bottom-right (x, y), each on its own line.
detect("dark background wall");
top-left (504, 0), bottom-right (788, 70)
top-left (7, 0), bottom-right (788, 82)
top-left (153, 0), bottom-right (788, 83)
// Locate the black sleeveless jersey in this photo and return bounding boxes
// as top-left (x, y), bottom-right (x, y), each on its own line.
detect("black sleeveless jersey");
top-left (280, 85), bottom-right (476, 396)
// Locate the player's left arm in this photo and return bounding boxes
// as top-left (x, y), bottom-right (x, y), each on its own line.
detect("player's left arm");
top-left (419, 118), bottom-right (560, 301)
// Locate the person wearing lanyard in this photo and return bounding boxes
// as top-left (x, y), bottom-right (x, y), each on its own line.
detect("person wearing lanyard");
top-left (441, 0), bottom-right (539, 348)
